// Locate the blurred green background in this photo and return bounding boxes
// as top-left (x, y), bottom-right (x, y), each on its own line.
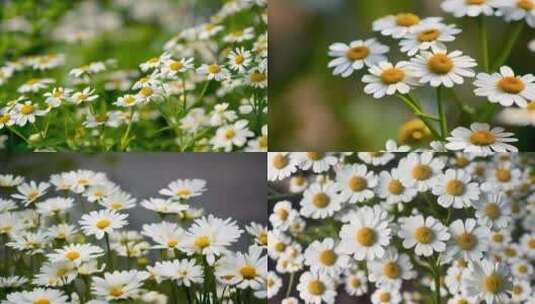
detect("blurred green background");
top-left (269, 0), bottom-right (535, 151)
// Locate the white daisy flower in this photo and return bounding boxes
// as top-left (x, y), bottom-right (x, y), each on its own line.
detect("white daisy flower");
top-left (362, 61), bottom-right (419, 98)
top-left (32, 260), bottom-right (78, 287)
top-left (155, 259), bottom-right (203, 287)
top-left (0, 199), bottom-right (17, 213)
top-left (328, 39), bottom-right (389, 77)
top-left (291, 152), bottom-right (338, 173)
top-left (211, 120), bottom-right (254, 151)
top-left (497, 101), bottom-right (535, 126)
top-left (3, 288), bottom-right (68, 304)
top-left (140, 198), bottom-right (187, 214)
top-left (408, 49), bottom-right (476, 88)
top-left (99, 191), bottom-right (136, 211)
top-left (245, 222), bottom-right (268, 248)
top-left (0, 174), bottom-right (24, 187)
top-left (0, 108), bottom-right (15, 129)
top-left (12, 181), bottom-right (50, 206)
top-left (0, 276), bottom-right (28, 288)
top-left (368, 247), bottom-right (416, 289)
top-left (160, 57), bottom-right (194, 77)
top-left (519, 233), bottom-right (535, 258)
top-left (511, 279), bottom-right (532, 302)
top-left (494, 0), bottom-right (535, 27)
top-left (141, 221), bottom-right (185, 252)
top-left (47, 223), bottom-right (78, 242)
top-left (135, 86), bottom-right (163, 103)
top-left (399, 215), bottom-right (450, 257)
top-left (338, 205), bottom-right (392, 261)
top-left (511, 259), bottom-right (533, 279)
top-left (48, 243), bottom-right (104, 266)
top-left (432, 168), bottom-right (480, 208)
top-left (445, 122), bottom-right (518, 155)
top-left (69, 61), bottom-right (106, 78)
top-left (91, 270), bottom-right (148, 301)
top-left (215, 246), bottom-right (266, 290)
top-left (0, 212), bottom-right (22, 237)
top-left (79, 209), bottom-right (128, 240)
top-left (36, 197), bottom-right (74, 216)
top-left (114, 94), bottom-right (139, 107)
top-left (344, 270), bottom-right (368, 296)
top-left (246, 68), bottom-right (267, 88)
top-left (446, 218), bottom-right (490, 262)
top-left (371, 287), bottom-right (402, 304)
top-left (7, 230), bottom-right (49, 255)
top-left (270, 200), bottom-right (298, 231)
top-left (357, 151), bottom-right (396, 166)
top-left (474, 66), bottom-right (535, 107)
top-left (441, 0), bottom-right (497, 17)
top-left (227, 47), bottom-right (252, 72)
top-left (182, 215), bottom-right (243, 264)
top-left (267, 271), bottom-right (282, 299)
top-left (43, 87), bottom-right (72, 108)
top-left (17, 78), bottom-right (54, 93)
top-left (223, 27), bottom-right (255, 43)
top-left (300, 181), bottom-right (342, 219)
top-left (12, 101), bottom-right (49, 127)
top-left (336, 164), bottom-right (378, 203)
top-left (296, 271), bottom-right (337, 304)
top-left (372, 13), bottom-right (424, 38)
top-left (489, 229), bottom-right (512, 250)
top-left (304, 238), bottom-right (349, 277)
top-left (69, 87), bottom-right (99, 105)
top-left (159, 178), bottom-right (207, 200)
top-left (400, 19), bottom-right (461, 56)
top-left (197, 63), bottom-right (230, 81)
top-left (377, 168), bottom-right (418, 205)
top-left (463, 259), bottom-right (513, 304)
top-left (398, 152), bottom-right (445, 192)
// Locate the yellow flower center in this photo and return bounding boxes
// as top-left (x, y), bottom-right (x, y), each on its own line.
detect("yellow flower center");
top-left (512, 285), bottom-right (523, 295)
top-left (414, 226), bottom-right (434, 244)
top-left (455, 156), bottom-right (469, 168)
top-left (0, 114), bottom-right (10, 124)
top-left (276, 208), bottom-right (289, 221)
top-left (446, 179), bottom-right (465, 196)
top-left (427, 54), bottom-right (453, 74)
top-left (109, 287), bottom-right (124, 298)
top-left (26, 78), bottom-right (40, 85)
top-left (318, 249), bottom-right (337, 266)
top-left (274, 242), bottom-right (286, 252)
top-left (207, 64), bottom-right (221, 74)
top-left (169, 61), bottom-right (184, 71)
top-left (380, 68), bottom-right (405, 84)
top-left (234, 55), bottom-right (245, 65)
top-left (417, 29), bottom-right (440, 42)
top-left (175, 189), bottom-right (192, 198)
top-left (306, 152), bottom-right (323, 160)
top-left (484, 203), bottom-right (501, 219)
top-left (355, 227), bottom-right (376, 247)
top-left (95, 219), bottom-right (111, 230)
top-left (495, 168), bottom-right (511, 182)
top-left (53, 89), bottom-right (63, 98)
top-left (395, 13), bottom-right (420, 26)
top-left (33, 298), bottom-right (50, 304)
top-left (348, 176), bottom-right (367, 192)
top-left (194, 236), bottom-right (211, 249)
top-left (517, 0), bottom-right (534, 10)
top-left (526, 101), bottom-right (535, 111)
top-left (492, 233), bottom-right (504, 243)
top-left (498, 76), bottom-right (525, 94)
top-left (307, 280), bottom-right (325, 295)
top-left (383, 262), bottom-right (401, 279)
top-left (259, 135), bottom-right (268, 148)
top-left (379, 292), bottom-right (391, 302)
top-left (456, 232), bottom-right (476, 250)
top-left (124, 95), bottom-right (136, 105)
top-left (345, 46), bottom-right (370, 61)
top-left (167, 239), bottom-right (178, 248)
top-left (412, 164), bottom-right (432, 181)
top-left (259, 232), bottom-right (267, 245)
top-left (250, 71), bottom-right (266, 83)
top-left (239, 265), bottom-right (257, 279)
top-left (272, 154), bottom-right (288, 169)
top-left (504, 246), bottom-right (517, 257)
top-left (65, 250), bottom-right (80, 261)
top-left (20, 104), bottom-right (35, 115)
top-left (351, 277), bottom-right (361, 288)
top-left (528, 238), bottom-right (535, 249)
top-left (140, 87), bottom-right (154, 97)
top-left (388, 180), bottom-right (404, 194)
top-left (469, 130), bottom-right (496, 146)
top-left (312, 193), bottom-right (330, 208)
top-left (517, 265), bottom-right (528, 273)
top-left (466, 0), bottom-right (486, 4)
top-left (483, 273), bottom-right (503, 294)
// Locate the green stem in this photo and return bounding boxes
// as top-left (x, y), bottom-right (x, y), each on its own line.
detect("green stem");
top-left (285, 272), bottom-right (295, 298)
top-left (396, 94), bottom-right (442, 139)
top-left (7, 126), bottom-right (30, 145)
top-left (119, 108), bottom-right (134, 151)
top-left (491, 21), bottom-right (524, 71)
top-left (478, 16), bottom-right (489, 72)
top-left (436, 86), bottom-right (447, 139)
top-left (433, 258), bottom-right (442, 304)
top-left (104, 233), bottom-right (112, 269)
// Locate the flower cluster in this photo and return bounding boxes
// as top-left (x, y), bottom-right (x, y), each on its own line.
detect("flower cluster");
top-left (328, 0), bottom-right (534, 151)
top-left (0, 0), bottom-right (267, 152)
top-left (268, 152), bottom-right (535, 303)
top-left (0, 170), bottom-right (267, 303)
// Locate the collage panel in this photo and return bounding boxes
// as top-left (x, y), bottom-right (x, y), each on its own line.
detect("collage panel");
top-left (0, 152), bottom-right (268, 303)
top-left (269, 0), bottom-right (535, 152)
top-left (268, 152), bottom-right (535, 303)
top-left (0, 0), bottom-right (267, 152)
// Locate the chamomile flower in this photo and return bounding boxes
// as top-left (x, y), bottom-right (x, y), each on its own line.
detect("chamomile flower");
top-left (211, 120), bottom-right (254, 151)
top-left (338, 205), bottom-right (392, 260)
top-left (511, 259), bottom-right (533, 279)
top-left (135, 86), bottom-right (163, 103)
top-left (91, 270), bottom-right (148, 301)
top-left (292, 152), bottom-right (338, 173)
top-left (159, 178), bottom-right (207, 200)
top-left (36, 197), bottom-right (74, 216)
top-left (432, 168), bottom-right (480, 208)
top-left (69, 61), bottom-right (106, 78)
top-left (511, 280), bottom-right (532, 302)
top-left (32, 260), bottom-right (77, 287)
top-left (12, 181), bottom-right (50, 206)
top-left (17, 78), bottom-right (54, 93)
top-left (246, 222), bottom-right (268, 248)
top-left (0, 174), bottom-right (24, 188)
top-left (0, 108), bottom-right (15, 129)
top-left (463, 259), bottom-right (513, 304)
top-left (197, 63), bottom-right (230, 81)
top-left (303, 238), bottom-right (349, 276)
top-left (268, 152), bottom-right (298, 181)
top-left (69, 87), bottom-right (99, 105)
top-left (227, 47), bottom-right (252, 72)
top-left (497, 102), bottom-right (535, 126)
top-left (141, 221), bottom-right (185, 252)
top-left (224, 27), bottom-right (255, 43)
top-left (182, 215), bottom-right (243, 264)
top-left (0, 212), bottom-right (22, 236)
top-left (372, 13), bottom-right (423, 38)
top-left (371, 288), bottom-right (402, 304)
top-left (216, 246), bottom-right (267, 290)
top-left (160, 57), bottom-right (194, 77)
top-left (3, 288), bottom-right (68, 304)
top-left (408, 49), bottom-right (476, 88)
top-left (99, 191), bottom-right (136, 211)
top-left (494, 0), bottom-right (535, 27)
top-left (156, 259), bottom-right (204, 287)
top-left (474, 66), bottom-right (535, 108)
top-left (344, 270), bottom-right (368, 296)
top-left (7, 230), bottom-right (49, 255)
top-left (47, 223), bottom-right (78, 242)
top-left (79, 209), bottom-right (128, 239)
top-left (445, 123), bottom-right (519, 155)
top-left (441, 0), bottom-right (497, 17)
top-left (446, 218), bottom-right (490, 262)
top-left (49, 243), bottom-right (104, 266)
top-left (43, 87), bottom-right (72, 108)
top-left (296, 271), bottom-right (337, 304)
top-left (141, 198), bottom-right (187, 214)
top-left (399, 215), bottom-right (450, 257)
top-left (368, 248), bottom-right (416, 289)
top-left (336, 164), bottom-right (378, 203)
top-left (362, 61), bottom-right (419, 98)
top-left (300, 181), bottom-right (342, 219)
top-left (0, 276), bottom-right (29, 288)
top-left (268, 271), bottom-right (282, 298)
top-left (377, 168), bottom-right (418, 204)
top-left (400, 20), bottom-right (461, 56)
top-left (328, 39), bottom-right (389, 77)
top-left (0, 199), bottom-right (17, 213)
top-left (398, 152), bottom-right (445, 192)
top-left (246, 68), bottom-right (267, 88)
top-left (114, 94), bottom-right (139, 107)
top-left (13, 101), bottom-right (49, 126)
